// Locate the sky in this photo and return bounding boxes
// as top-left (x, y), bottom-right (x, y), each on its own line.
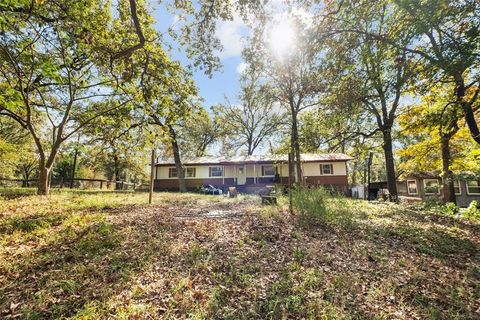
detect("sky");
top-left (153, 3), bottom-right (250, 108)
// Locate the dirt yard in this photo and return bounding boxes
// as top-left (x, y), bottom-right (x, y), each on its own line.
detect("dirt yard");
top-left (0, 191), bottom-right (479, 319)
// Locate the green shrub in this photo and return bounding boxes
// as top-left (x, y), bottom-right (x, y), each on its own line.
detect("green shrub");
top-left (291, 187), bottom-right (331, 226)
top-left (423, 196), bottom-right (443, 209)
top-left (442, 202), bottom-right (459, 216)
top-left (463, 201), bottom-right (480, 221)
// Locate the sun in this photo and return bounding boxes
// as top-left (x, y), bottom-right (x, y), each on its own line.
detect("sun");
top-left (268, 20), bottom-right (296, 59)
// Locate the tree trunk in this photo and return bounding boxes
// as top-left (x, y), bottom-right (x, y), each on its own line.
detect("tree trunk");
top-left (440, 135), bottom-right (456, 204)
top-left (113, 154), bottom-right (121, 190)
top-left (38, 164), bottom-right (50, 195)
top-left (455, 77), bottom-right (480, 144)
top-left (382, 128), bottom-right (398, 202)
top-left (22, 168), bottom-right (30, 187)
top-left (70, 147), bottom-right (78, 189)
top-left (169, 125), bottom-right (186, 192)
top-left (290, 102), bottom-right (302, 184)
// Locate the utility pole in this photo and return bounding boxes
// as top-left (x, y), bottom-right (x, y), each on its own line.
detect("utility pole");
top-left (366, 152), bottom-right (373, 200)
top-left (288, 152), bottom-right (293, 215)
top-left (149, 148), bottom-right (156, 204)
top-left (70, 135), bottom-right (80, 189)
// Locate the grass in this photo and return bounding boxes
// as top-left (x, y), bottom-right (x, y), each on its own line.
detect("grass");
top-left (0, 190), bottom-right (479, 319)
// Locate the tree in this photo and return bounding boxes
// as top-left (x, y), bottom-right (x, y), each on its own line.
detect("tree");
top-left (244, 15), bottom-right (323, 183)
top-left (318, 0), bottom-right (480, 144)
top-left (398, 84), bottom-right (479, 203)
top-left (0, 0), bottom-right (139, 195)
top-left (392, 0), bottom-right (480, 145)
top-left (320, 1), bottom-right (419, 201)
top-left (214, 66), bottom-right (285, 155)
top-left (83, 107), bottom-right (145, 189)
top-left (134, 44), bottom-right (198, 192)
top-left (178, 107), bottom-right (222, 157)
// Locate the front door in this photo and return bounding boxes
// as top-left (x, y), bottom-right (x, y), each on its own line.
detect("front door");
top-left (237, 165), bottom-right (246, 185)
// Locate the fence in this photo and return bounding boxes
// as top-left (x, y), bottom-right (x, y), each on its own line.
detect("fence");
top-left (0, 178), bottom-right (143, 190)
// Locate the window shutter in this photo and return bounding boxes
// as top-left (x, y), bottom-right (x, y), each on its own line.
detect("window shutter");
top-left (320, 164), bottom-right (323, 175)
top-left (331, 164), bottom-right (334, 174)
top-left (209, 167), bottom-right (212, 177)
top-left (261, 166), bottom-right (264, 176)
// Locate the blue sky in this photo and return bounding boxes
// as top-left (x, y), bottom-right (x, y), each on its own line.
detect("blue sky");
top-left (153, 4), bottom-right (249, 108)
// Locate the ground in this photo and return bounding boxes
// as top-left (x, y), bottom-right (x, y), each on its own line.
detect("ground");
top-left (0, 189), bottom-right (479, 319)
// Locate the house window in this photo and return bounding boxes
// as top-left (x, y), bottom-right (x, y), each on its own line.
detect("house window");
top-left (168, 167), bottom-right (177, 178)
top-left (185, 167), bottom-right (196, 178)
top-left (209, 167), bottom-right (223, 177)
top-left (398, 181), bottom-right (407, 193)
top-left (466, 180), bottom-right (480, 195)
top-left (424, 179), bottom-right (440, 195)
top-left (454, 180), bottom-right (461, 195)
top-left (262, 165), bottom-right (276, 176)
top-left (320, 164), bottom-right (333, 175)
top-left (407, 180), bottom-right (418, 195)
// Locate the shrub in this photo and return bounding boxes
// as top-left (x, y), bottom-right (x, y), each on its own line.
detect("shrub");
top-left (442, 202), bottom-right (459, 216)
top-left (291, 186), bottom-right (331, 226)
top-left (423, 196), bottom-right (443, 209)
top-left (463, 201), bottom-right (480, 221)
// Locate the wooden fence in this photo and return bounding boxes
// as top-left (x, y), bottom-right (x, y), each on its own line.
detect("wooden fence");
top-left (0, 178), bottom-right (144, 190)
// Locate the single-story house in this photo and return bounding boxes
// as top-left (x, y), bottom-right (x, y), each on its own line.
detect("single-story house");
top-left (396, 172), bottom-right (480, 207)
top-left (154, 153), bottom-right (354, 193)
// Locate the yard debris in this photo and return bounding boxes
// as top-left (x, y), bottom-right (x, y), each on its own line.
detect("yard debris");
top-left (0, 192), bottom-right (479, 319)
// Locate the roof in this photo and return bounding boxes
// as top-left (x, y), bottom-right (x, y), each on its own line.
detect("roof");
top-left (156, 153), bottom-right (354, 166)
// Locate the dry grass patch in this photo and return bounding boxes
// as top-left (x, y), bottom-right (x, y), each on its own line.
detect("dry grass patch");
top-left (0, 191), bottom-right (479, 319)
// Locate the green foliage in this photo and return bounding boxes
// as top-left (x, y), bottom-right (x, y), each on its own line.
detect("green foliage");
top-left (463, 201), bottom-right (480, 221)
top-left (291, 187), bottom-right (330, 226)
top-left (443, 202), bottom-right (459, 216)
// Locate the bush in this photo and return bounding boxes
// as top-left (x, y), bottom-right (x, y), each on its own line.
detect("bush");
top-left (291, 186), bottom-right (331, 226)
top-left (441, 202), bottom-right (459, 216)
top-left (463, 201), bottom-right (480, 221)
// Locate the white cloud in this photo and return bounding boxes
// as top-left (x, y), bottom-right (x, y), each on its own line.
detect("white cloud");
top-left (216, 13), bottom-right (248, 59)
top-left (236, 62), bottom-right (248, 74)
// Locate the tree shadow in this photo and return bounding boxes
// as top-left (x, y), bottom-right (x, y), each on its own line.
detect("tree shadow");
top-left (1, 209), bottom-right (171, 319)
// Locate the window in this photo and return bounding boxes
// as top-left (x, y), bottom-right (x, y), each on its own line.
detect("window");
top-left (262, 165), bottom-right (276, 176)
top-left (320, 164), bottom-right (333, 175)
top-left (407, 180), bottom-right (418, 195)
top-left (454, 180), bottom-right (462, 195)
top-left (209, 167), bottom-right (223, 177)
top-left (424, 179), bottom-right (440, 195)
top-left (398, 181), bottom-right (407, 193)
top-left (466, 180), bottom-right (480, 195)
top-left (185, 167), bottom-right (196, 178)
top-left (168, 167), bottom-right (177, 178)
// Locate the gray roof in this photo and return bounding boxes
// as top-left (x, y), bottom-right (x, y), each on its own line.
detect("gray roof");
top-left (156, 153), bottom-right (354, 166)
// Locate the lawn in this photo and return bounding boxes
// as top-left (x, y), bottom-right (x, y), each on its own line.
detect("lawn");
top-left (0, 189), bottom-right (479, 319)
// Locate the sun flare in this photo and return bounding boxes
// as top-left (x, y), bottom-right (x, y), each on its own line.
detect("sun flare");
top-left (268, 20), bottom-right (296, 58)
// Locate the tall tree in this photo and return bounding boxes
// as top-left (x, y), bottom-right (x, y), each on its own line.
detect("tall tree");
top-left (318, 0), bottom-right (480, 144)
top-left (83, 107), bottom-right (145, 189)
top-left (320, 1), bottom-right (419, 201)
top-left (398, 84), bottom-right (479, 203)
top-left (214, 65), bottom-right (285, 155)
top-left (135, 46), bottom-right (198, 192)
top-left (244, 15), bottom-right (323, 183)
top-left (178, 107), bottom-right (222, 157)
top-left (392, 0), bottom-right (480, 145)
top-left (0, 0), bottom-right (141, 194)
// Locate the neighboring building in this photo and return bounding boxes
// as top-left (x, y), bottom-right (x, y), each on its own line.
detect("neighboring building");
top-left (396, 172), bottom-right (480, 207)
top-left (154, 153), bottom-right (354, 193)
top-left (369, 172), bottom-right (480, 207)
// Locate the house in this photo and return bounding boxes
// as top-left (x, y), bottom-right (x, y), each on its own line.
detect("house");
top-left (154, 153), bottom-right (354, 193)
top-left (396, 172), bottom-right (480, 207)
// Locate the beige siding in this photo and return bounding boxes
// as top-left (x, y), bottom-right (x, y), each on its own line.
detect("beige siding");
top-left (156, 161), bottom-right (348, 180)
top-left (303, 162), bottom-right (346, 176)
top-left (157, 165), bottom-right (234, 179)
